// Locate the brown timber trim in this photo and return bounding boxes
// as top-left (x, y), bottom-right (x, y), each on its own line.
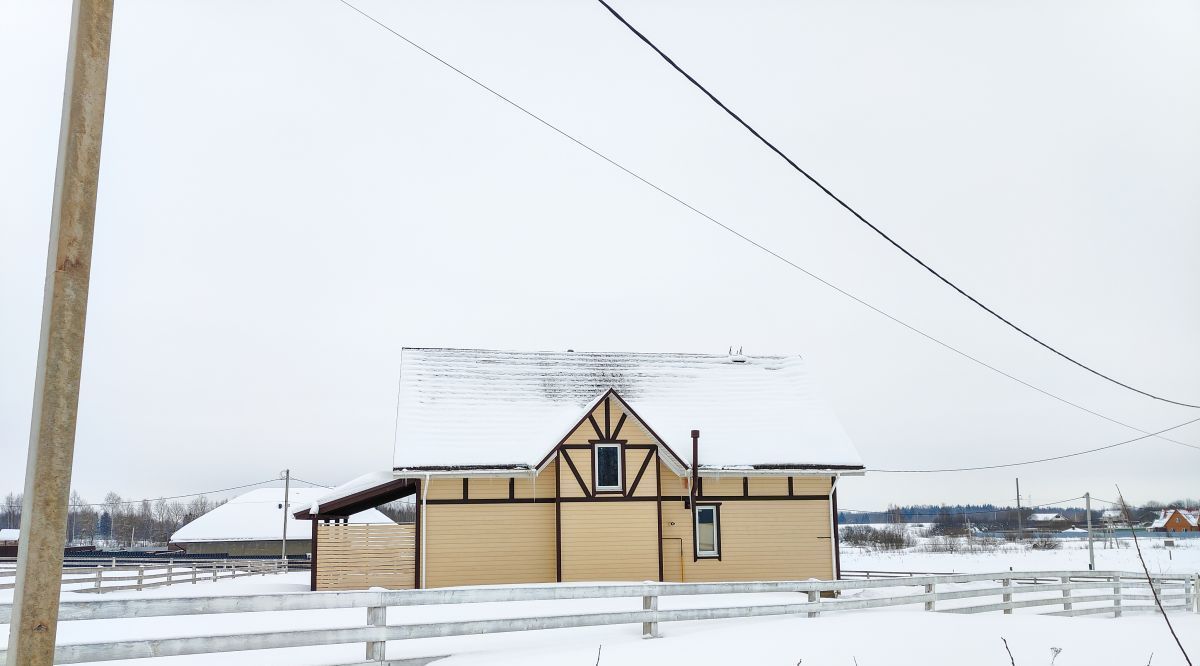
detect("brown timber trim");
top-left (586, 414), bottom-right (605, 440)
top-left (562, 450), bottom-right (592, 497)
top-left (555, 450), bottom-right (562, 583)
top-left (627, 448), bottom-right (655, 497)
top-left (655, 448), bottom-right (664, 582)
top-left (611, 412), bottom-right (628, 440)
top-left (427, 497), bottom-right (557, 505)
top-left (309, 518), bottom-right (318, 591)
top-left (414, 478), bottom-right (422, 589)
top-left (508, 478), bottom-right (515, 500)
top-left (788, 477), bottom-right (794, 497)
top-left (604, 395), bottom-right (611, 437)
top-left (462, 478), bottom-right (468, 500)
top-left (832, 478), bottom-right (842, 581)
top-left (532, 388), bottom-right (688, 472)
top-left (742, 477), bottom-right (749, 497)
top-left (669, 494), bottom-right (827, 502)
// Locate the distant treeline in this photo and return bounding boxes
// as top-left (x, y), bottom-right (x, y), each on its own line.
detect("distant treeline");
top-left (838, 499), bottom-right (1198, 529)
top-left (1, 492), bottom-right (417, 548)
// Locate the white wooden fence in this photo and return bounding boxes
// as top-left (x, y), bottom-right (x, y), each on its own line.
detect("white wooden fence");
top-left (0, 558), bottom-right (287, 593)
top-left (0, 569), bottom-right (1196, 665)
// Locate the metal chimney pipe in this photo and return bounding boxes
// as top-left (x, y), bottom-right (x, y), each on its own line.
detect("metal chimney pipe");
top-left (691, 430), bottom-right (700, 505)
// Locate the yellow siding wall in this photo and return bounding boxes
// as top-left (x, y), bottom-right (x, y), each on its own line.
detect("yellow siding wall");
top-left (560, 502), bottom-right (659, 582)
top-left (425, 503), bottom-right (555, 587)
top-left (467, 478), bottom-right (508, 500)
top-left (627, 448), bottom-right (658, 497)
top-left (425, 477), bottom-right (462, 501)
top-left (561, 449), bottom-right (591, 498)
top-left (750, 476), bottom-right (789, 496)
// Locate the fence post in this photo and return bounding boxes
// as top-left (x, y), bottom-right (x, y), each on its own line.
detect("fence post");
top-left (167, 560), bottom-right (174, 585)
top-left (807, 589), bottom-right (820, 618)
top-left (366, 596), bottom-right (387, 661)
top-left (136, 565), bottom-right (144, 591)
top-left (1061, 575), bottom-right (1072, 611)
top-left (212, 563), bottom-right (219, 582)
top-left (192, 565), bottom-right (197, 585)
top-left (924, 583), bottom-right (935, 611)
top-left (94, 567), bottom-right (102, 592)
top-left (1193, 574), bottom-right (1199, 613)
top-left (1113, 574), bottom-right (1122, 618)
top-left (642, 583), bottom-right (659, 638)
top-left (1002, 577), bottom-right (1012, 614)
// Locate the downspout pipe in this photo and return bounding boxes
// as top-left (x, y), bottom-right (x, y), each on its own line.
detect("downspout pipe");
top-left (828, 475), bottom-right (841, 580)
top-left (421, 473), bottom-right (430, 590)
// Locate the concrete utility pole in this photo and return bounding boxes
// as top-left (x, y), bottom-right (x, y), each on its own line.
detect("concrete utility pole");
top-left (1015, 478), bottom-right (1023, 540)
top-left (1085, 492), bottom-right (1095, 571)
top-left (280, 469), bottom-right (291, 571)
top-left (7, 0), bottom-right (113, 663)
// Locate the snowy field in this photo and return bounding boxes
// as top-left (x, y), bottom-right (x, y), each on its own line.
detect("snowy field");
top-left (842, 532), bottom-right (1200, 576)
top-left (2, 539), bottom-right (1199, 666)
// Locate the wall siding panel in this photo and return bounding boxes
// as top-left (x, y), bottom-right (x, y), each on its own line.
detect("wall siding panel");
top-left (560, 503), bottom-right (658, 582)
top-left (425, 504), bottom-right (555, 588)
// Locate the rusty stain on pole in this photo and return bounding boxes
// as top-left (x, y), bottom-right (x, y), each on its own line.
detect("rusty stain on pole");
top-left (7, 0), bottom-right (113, 663)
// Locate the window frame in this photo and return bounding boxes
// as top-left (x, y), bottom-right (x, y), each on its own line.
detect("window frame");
top-left (593, 443), bottom-right (623, 492)
top-left (694, 503), bottom-right (721, 559)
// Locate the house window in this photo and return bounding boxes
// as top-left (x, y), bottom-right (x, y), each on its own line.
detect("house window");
top-left (594, 443), bottom-right (622, 491)
top-left (695, 504), bottom-right (720, 557)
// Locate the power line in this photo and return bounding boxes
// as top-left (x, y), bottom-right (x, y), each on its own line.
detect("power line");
top-left (330, 1), bottom-right (1200, 467)
top-left (292, 477), bottom-right (332, 488)
top-left (592, 0), bottom-right (1200, 410)
top-left (331, 1), bottom-right (1200, 475)
top-left (871, 417), bottom-right (1200, 473)
top-left (45, 479), bottom-right (280, 508)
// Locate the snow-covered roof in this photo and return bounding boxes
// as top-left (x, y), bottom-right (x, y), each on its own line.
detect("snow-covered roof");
top-left (1101, 509), bottom-right (1124, 519)
top-left (171, 488), bottom-right (393, 544)
top-left (1028, 513), bottom-right (1066, 522)
top-left (307, 471), bottom-right (400, 515)
top-left (393, 348), bottom-right (862, 471)
top-left (0, 528), bottom-right (18, 542)
top-left (1150, 509), bottom-right (1199, 529)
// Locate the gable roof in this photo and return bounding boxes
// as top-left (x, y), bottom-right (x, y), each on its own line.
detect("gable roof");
top-left (1150, 509), bottom-right (1199, 529)
top-left (393, 347), bottom-right (862, 472)
top-left (171, 488), bottom-right (393, 544)
top-left (1028, 512), bottom-right (1067, 522)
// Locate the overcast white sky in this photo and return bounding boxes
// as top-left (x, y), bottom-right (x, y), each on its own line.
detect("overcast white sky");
top-left (3, 0), bottom-right (1198, 512)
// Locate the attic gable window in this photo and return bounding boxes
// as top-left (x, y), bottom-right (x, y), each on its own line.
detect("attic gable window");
top-left (594, 443), bottom-right (622, 491)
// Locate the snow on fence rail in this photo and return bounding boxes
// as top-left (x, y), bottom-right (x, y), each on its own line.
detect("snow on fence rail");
top-left (0, 558), bottom-right (288, 593)
top-left (0, 570), bottom-right (1196, 665)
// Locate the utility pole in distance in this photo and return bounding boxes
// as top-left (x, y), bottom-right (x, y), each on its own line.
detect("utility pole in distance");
top-left (280, 469), bottom-right (291, 571)
top-left (1015, 478), bottom-right (1023, 541)
top-left (1085, 492), bottom-right (1094, 571)
top-left (7, 0), bottom-right (113, 663)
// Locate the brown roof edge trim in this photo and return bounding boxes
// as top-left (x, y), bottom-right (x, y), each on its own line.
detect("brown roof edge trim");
top-left (393, 464), bottom-right (533, 472)
top-left (295, 478), bottom-right (417, 518)
top-left (703, 463), bottom-right (866, 471)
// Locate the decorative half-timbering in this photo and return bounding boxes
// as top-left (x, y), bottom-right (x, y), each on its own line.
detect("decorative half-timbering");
top-left (296, 348), bottom-right (865, 590)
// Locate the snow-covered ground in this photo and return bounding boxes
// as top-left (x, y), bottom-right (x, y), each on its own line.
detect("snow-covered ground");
top-left (3, 539), bottom-right (1199, 666)
top-left (843, 533), bottom-right (1200, 576)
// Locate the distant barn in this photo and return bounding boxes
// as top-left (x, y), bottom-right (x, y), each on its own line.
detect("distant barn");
top-left (170, 488), bottom-right (393, 556)
top-left (0, 528), bottom-right (17, 558)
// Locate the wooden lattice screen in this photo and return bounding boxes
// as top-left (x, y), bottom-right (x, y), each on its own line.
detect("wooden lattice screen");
top-left (315, 523), bottom-right (416, 590)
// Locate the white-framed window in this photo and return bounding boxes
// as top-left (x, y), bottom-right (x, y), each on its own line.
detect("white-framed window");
top-left (594, 443), bottom-right (622, 491)
top-left (695, 504), bottom-right (720, 557)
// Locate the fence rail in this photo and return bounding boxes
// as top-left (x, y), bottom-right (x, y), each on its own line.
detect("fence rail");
top-left (0, 558), bottom-right (289, 593)
top-left (0, 569), bottom-right (1196, 665)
